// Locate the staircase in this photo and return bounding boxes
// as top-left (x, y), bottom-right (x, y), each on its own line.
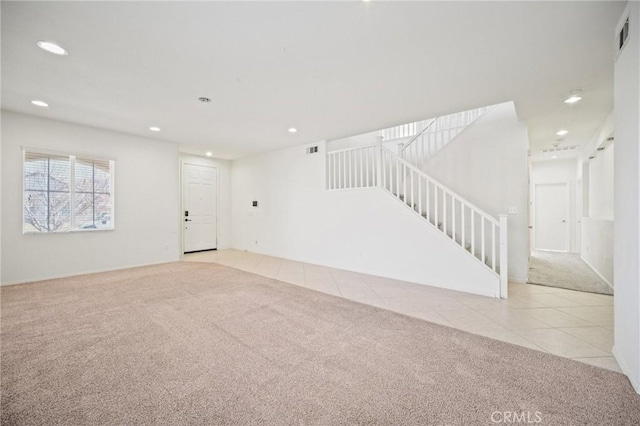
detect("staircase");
top-left (378, 118), bottom-right (433, 142)
top-left (398, 106), bottom-right (493, 169)
top-left (326, 107), bottom-right (508, 298)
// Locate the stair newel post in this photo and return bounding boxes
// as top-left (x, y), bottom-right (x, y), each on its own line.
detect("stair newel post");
top-left (499, 214), bottom-right (509, 299)
top-left (375, 136), bottom-right (384, 188)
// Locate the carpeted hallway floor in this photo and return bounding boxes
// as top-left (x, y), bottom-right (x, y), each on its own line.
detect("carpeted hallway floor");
top-left (1, 262), bottom-right (638, 425)
top-left (528, 250), bottom-right (613, 295)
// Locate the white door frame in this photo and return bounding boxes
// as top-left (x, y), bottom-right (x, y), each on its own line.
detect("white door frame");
top-left (180, 161), bottom-right (219, 255)
top-left (532, 182), bottom-right (570, 252)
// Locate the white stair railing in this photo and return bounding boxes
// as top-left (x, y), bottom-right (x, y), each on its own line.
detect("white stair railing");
top-left (380, 146), bottom-right (505, 278)
top-left (378, 119), bottom-right (433, 142)
top-left (327, 142), bottom-right (508, 297)
top-left (399, 106), bottom-right (493, 168)
top-left (326, 144), bottom-right (378, 190)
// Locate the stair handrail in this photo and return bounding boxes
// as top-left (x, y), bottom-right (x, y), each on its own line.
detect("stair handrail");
top-left (399, 118), bottom-right (437, 155)
top-left (381, 146), bottom-right (499, 226)
top-left (399, 106), bottom-right (495, 159)
top-left (379, 119), bottom-right (432, 142)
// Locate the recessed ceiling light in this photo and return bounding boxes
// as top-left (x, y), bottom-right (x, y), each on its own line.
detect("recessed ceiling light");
top-left (551, 155), bottom-right (558, 159)
top-left (149, 126), bottom-right (161, 132)
top-left (36, 41), bottom-right (68, 56)
top-left (199, 97), bottom-right (212, 103)
top-left (564, 89), bottom-right (583, 104)
top-left (288, 128), bottom-right (298, 133)
top-left (31, 100), bottom-right (49, 107)
top-left (556, 130), bottom-right (569, 136)
top-left (206, 152), bottom-right (213, 157)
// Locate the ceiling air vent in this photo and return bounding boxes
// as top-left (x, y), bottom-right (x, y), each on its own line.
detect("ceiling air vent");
top-left (306, 146), bottom-right (318, 154)
top-left (541, 145), bottom-right (578, 153)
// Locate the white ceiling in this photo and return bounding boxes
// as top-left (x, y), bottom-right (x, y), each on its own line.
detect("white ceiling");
top-left (1, 1), bottom-right (625, 159)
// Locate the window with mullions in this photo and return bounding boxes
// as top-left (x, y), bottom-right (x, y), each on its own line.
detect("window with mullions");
top-left (23, 150), bottom-right (114, 233)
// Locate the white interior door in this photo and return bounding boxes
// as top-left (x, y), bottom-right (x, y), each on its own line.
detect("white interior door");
top-left (183, 164), bottom-right (217, 253)
top-left (534, 183), bottom-right (569, 251)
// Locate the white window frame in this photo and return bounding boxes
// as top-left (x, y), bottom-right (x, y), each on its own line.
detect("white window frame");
top-left (22, 147), bottom-right (116, 234)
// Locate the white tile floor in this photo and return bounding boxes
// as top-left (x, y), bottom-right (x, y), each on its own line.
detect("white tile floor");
top-left (184, 249), bottom-right (620, 373)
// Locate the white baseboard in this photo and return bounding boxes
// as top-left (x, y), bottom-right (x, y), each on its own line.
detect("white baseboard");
top-left (509, 275), bottom-right (528, 284)
top-left (580, 255), bottom-right (614, 289)
top-left (0, 259), bottom-right (180, 287)
top-left (612, 345), bottom-right (640, 394)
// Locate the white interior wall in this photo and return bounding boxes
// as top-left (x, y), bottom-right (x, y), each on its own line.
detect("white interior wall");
top-left (1, 109), bottom-right (2, 286)
top-left (613, 2), bottom-right (640, 393)
top-left (580, 113), bottom-right (614, 286)
top-left (581, 217), bottom-right (613, 286)
top-left (583, 112), bottom-right (614, 219)
top-left (576, 160), bottom-right (583, 252)
top-left (179, 154), bottom-right (232, 250)
top-left (530, 159), bottom-right (581, 254)
top-left (421, 102), bottom-right (530, 282)
top-left (588, 145), bottom-right (615, 219)
top-left (327, 131), bottom-right (379, 151)
top-left (231, 141), bottom-right (500, 297)
top-left (1, 111), bottom-right (181, 285)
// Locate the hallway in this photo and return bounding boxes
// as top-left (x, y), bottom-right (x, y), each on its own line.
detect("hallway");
top-left (528, 250), bottom-right (613, 295)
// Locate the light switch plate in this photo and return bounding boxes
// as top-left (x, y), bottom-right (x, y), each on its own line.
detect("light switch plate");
top-left (508, 206), bottom-right (518, 214)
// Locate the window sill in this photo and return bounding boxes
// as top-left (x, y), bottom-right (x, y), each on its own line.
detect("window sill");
top-left (23, 228), bottom-right (115, 235)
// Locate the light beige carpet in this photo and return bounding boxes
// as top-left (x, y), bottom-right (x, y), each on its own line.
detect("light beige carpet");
top-left (1, 262), bottom-right (638, 425)
top-left (528, 250), bottom-right (613, 295)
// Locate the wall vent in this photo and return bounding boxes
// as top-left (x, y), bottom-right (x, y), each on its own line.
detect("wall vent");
top-left (541, 145), bottom-right (578, 153)
top-left (306, 146), bottom-right (318, 154)
top-left (620, 17), bottom-right (630, 52)
top-left (616, 14), bottom-right (630, 62)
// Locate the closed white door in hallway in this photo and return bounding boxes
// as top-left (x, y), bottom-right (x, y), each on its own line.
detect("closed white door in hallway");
top-left (534, 182), bottom-right (569, 251)
top-left (183, 164), bottom-right (217, 253)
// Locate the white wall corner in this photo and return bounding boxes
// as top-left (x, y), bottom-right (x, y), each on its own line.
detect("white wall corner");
top-left (613, 346), bottom-right (640, 393)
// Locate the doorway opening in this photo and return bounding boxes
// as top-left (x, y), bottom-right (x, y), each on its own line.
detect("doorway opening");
top-left (528, 159), bottom-right (612, 295)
